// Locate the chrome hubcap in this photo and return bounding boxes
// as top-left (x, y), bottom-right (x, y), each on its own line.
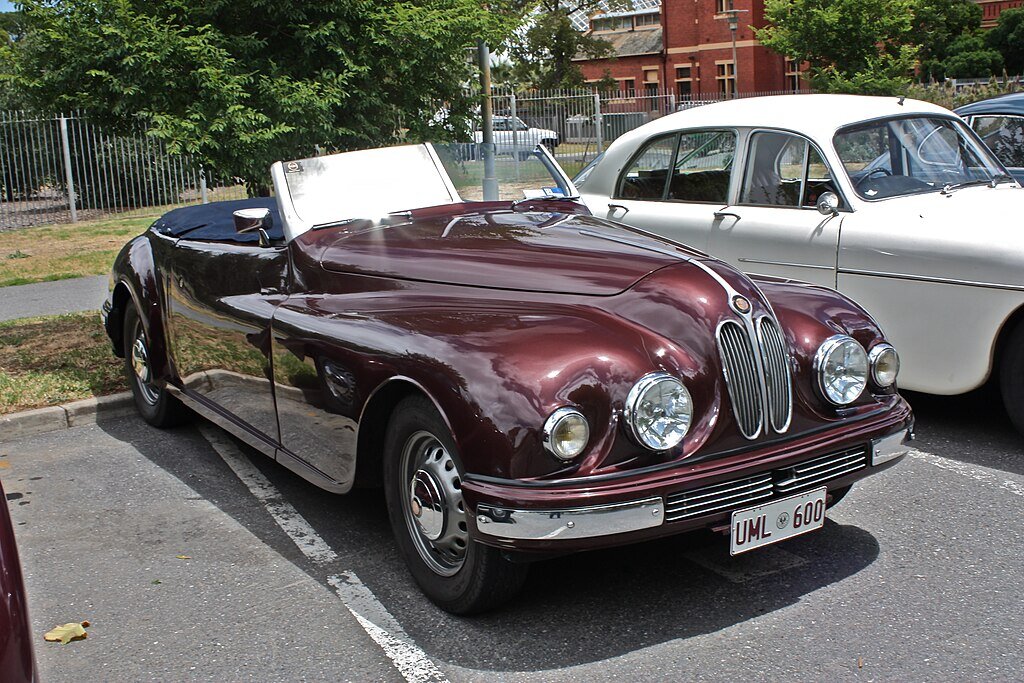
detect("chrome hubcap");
top-left (130, 323), bottom-right (159, 406)
top-left (401, 431), bottom-right (467, 576)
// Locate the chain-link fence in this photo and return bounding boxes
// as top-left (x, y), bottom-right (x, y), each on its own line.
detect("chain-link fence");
top-left (0, 112), bottom-right (245, 230)
top-left (480, 86), bottom-right (808, 177)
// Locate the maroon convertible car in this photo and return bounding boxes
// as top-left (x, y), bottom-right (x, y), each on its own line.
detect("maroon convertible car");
top-left (103, 144), bottom-right (912, 613)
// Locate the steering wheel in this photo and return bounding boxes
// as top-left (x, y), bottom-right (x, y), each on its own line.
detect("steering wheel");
top-left (856, 167), bottom-right (891, 188)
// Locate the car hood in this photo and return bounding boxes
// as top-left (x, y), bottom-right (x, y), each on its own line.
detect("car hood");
top-left (843, 184), bottom-right (1024, 286)
top-left (317, 210), bottom-right (705, 295)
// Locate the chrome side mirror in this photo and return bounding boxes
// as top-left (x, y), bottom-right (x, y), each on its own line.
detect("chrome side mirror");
top-left (816, 192), bottom-right (840, 216)
top-left (233, 208), bottom-right (273, 247)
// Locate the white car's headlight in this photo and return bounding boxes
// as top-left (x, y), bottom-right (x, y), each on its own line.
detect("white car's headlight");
top-left (815, 335), bottom-right (868, 405)
top-left (625, 373), bottom-right (693, 451)
top-left (868, 343), bottom-right (899, 388)
top-left (543, 407), bottom-right (590, 461)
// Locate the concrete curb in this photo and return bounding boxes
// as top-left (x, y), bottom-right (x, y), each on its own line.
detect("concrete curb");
top-left (0, 392), bottom-right (135, 442)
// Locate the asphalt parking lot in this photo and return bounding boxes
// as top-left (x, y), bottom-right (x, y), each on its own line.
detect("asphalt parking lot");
top-left (3, 387), bottom-right (1023, 682)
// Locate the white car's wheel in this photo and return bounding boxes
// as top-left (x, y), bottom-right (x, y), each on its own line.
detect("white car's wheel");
top-left (1000, 320), bottom-right (1024, 435)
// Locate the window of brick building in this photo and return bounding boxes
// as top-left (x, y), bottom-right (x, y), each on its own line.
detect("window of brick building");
top-left (635, 11), bottom-right (660, 27)
top-left (675, 66), bottom-right (694, 100)
top-left (717, 62), bottom-right (735, 96)
top-left (785, 58), bottom-right (804, 92)
top-left (621, 79), bottom-right (636, 96)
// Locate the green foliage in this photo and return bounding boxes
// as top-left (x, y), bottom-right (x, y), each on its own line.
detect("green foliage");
top-left (7, 1), bottom-right (515, 193)
top-left (906, 78), bottom-right (1022, 110)
top-left (937, 32), bottom-right (1004, 80)
top-left (505, 0), bottom-right (626, 90)
top-left (986, 8), bottom-right (1024, 76)
top-left (757, 0), bottom-right (919, 94)
top-left (913, 0), bottom-right (981, 79)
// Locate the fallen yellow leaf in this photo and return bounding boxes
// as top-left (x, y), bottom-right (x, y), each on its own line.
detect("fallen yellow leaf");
top-left (43, 622), bottom-right (88, 644)
top-left (175, 555), bottom-right (191, 560)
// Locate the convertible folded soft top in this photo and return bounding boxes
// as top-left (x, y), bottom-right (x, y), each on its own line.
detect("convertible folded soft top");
top-left (150, 197), bottom-right (284, 243)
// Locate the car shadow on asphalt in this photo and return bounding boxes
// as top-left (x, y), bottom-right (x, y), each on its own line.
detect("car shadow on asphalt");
top-left (902, 386), bottom-right (1024, 477)
top-left (95, 413), bottom-right (885, 672)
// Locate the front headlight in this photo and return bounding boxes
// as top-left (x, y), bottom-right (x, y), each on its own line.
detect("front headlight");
top-left (868, 343), bottom-right (899, 388)
top-left (543, 407), bottom-right (590, 461)
top-left (814, 335), bottom-right (868, 405)
top-left (624, 372), bottom-right (693, 451)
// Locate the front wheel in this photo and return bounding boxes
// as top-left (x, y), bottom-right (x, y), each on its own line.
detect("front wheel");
top-left (1000, 320), bottom-right (1024, 434)
top-left (383, 395), bottom-right (527, 614)
top-left (123, 305), bottom-right (190, 428)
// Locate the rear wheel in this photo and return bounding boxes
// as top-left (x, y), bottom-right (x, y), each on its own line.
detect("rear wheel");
top-left (1000, 320), bottom-right (1024, 434)
top-left (123, 305), bottom-right (190, 428)
top-left (383, 395), bottom-right (527, 614)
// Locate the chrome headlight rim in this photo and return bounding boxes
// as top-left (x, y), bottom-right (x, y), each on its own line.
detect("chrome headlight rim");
top-left (868, 342), bottom-right (899, 388)
top-left (542, 407), bottom-right (590, 461)
top-left (813, 334), bottom-right (868, 406)
top-left (624, 371), bottom-right (693, 452)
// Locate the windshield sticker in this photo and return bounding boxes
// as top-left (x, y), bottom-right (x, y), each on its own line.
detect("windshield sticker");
top-left (285, 161), bottom-right (303, 174)
top-left (865, 189), bottom-right (878, 196)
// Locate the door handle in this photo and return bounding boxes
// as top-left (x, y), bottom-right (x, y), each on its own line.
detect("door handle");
top-left (714, 210), bottom-right (741, 221)
top-left (607, 203), bottom-right (629, 217)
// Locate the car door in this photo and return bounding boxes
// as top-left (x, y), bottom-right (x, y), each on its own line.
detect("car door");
top-left (166, 233), bottom-right (288, 452)
top-left (967, 113), bottom-right (1024, 182)
top-left (596, 129), bottom-right (738, 252)
top-left (706, 130), bottom-right (843, 288)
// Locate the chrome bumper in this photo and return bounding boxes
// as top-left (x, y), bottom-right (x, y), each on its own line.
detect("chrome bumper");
top-left (475, 497), bottom-right (664, 541)
top-left (871, 428), bottom-right (913, 466)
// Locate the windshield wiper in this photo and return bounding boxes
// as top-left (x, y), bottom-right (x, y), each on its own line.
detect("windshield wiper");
top-left (990, 172), bottom-right (1015, 187)
top-left (510, 194), bottom-right (580, 210)
top-left (940, 178), bottom-right (993, 195)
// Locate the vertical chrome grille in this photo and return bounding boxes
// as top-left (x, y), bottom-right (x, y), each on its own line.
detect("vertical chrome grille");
top-left (717, 315), bottom-right (793, 440)
top-left (718, 320), bottom-right (763, 439)
top-left (757, 317), bottom-right (793, 433)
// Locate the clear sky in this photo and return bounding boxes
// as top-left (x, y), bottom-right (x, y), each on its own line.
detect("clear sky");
top-left (0, 2), bottom-right (15, 13)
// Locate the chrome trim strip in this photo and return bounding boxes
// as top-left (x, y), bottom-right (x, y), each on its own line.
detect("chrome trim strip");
top-left (666, 482), bottom-right (774, 511)
top-left (738, 258), bottom-right (834, 271)
top-left (666, 476), bottom-right (772, 504)
top-left (838, 268), bottom-right (1024, 293)
top-left (666, 490), bottom-right (773, 520)
top-left (872, 429), bottom-right (912, 466)
top-left (475, 497), bottom-right (664, 541)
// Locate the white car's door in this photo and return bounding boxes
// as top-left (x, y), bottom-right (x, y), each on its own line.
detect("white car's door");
top-left (585, 129), bottom-right (738, 252)
top-left (706, 131), bottom-right (843, 288)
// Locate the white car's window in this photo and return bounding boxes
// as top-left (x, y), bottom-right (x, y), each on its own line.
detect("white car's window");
top-left (666, 130), bottom-right (735, 202)
top-left (618, 134), bottom-right (677, 199)
top-left (972, 115), bottom-right (1024, 168)
top-left (740, 132), bottom-right (840, 209)
top-left (834, 116), bottom-right (1004, 200)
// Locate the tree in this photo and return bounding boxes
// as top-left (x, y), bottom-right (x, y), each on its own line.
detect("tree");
top-left (505, 1), bottom-right (627, 90)
top-left (756, 0), bottom-right (919, 95)
top-left (913, 0), bottom-right (982, 81)
top-left (6, 1), bottom-right (514, 194)
top-left (987, 7), bottom-right (1024, 76)
top-left (934, 32), bottom-right (1004, 80)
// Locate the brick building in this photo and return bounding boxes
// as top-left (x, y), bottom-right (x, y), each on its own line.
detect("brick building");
top-left (573, 0), bottom-right (1024, 99)
top-left (574, 1), bottom-right (804, 99)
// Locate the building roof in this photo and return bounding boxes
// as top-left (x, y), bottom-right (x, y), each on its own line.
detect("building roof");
top-left (572, 27), bottom-right (663, 62)
top-left (955, 92), bottom-right (1024, 118)
top-left (609, 94), bottom-right (955, 148)
top-left (569, 0), bottom-right (662, 31)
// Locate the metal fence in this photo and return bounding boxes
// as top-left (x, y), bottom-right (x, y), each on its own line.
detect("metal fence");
top-left (0, 112), bottom-right (245, 230)
top-left (480, 86), bottom-right (809, 175)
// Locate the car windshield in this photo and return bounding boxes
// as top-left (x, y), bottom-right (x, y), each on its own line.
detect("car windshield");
top-left (834, 115), bottom-right (1006, 200)
top-left (277, 143), bottom-right (574, 232)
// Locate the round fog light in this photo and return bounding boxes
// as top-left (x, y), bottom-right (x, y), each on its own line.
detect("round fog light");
top-left (543, 407), bottom-right (590, 461)
top-left (869, 343), bottom-right (899, 388)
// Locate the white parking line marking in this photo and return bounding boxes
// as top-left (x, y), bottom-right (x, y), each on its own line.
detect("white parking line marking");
top-left (909, 448), bottom-right (1024, 498)
top-left (330, 574), bottom-right (449, 683)
top-left (198, 424), bottom-right (450, 683)
top-left (199, 425), bottom-right (339, 564)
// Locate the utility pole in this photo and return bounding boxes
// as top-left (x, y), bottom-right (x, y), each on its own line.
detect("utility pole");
top-left (719, 4), bottom-right (748, 99)
top-left (477, 40), bottom-right (498, 200)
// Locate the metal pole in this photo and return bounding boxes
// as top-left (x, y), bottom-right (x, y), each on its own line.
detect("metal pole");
top-left (593, 91), bottom-right (604, 153)
top-left (477, 40), bottom-right (498, 201)
top-left (731, 27), bottom-right (738, 99)
top-left (510, 89), bottom-right (520, 179)
top-left (59, 115), bottom-right (77, 222)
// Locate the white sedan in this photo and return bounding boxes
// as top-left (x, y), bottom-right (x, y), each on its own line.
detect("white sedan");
top-left (575, 94), bottom-right (1024, 432)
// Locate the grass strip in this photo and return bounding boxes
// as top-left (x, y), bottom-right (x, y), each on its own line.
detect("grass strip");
top-left (0, 312), bottom-right (126, 414)
top-left (0, 213), bottom-right (157, 288)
